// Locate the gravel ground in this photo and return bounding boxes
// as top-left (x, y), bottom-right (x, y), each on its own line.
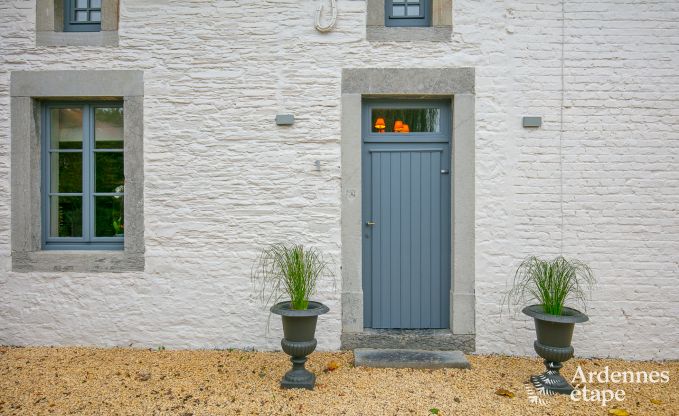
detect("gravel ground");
top-left (0, 346), bottom-right (677, 415)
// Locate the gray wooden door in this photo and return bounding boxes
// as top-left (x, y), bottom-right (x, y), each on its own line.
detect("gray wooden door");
top-left (362, 100), bottom-right (451, 329)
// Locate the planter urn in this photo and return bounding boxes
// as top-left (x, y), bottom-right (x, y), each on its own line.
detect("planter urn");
top-left (271, 301), bottom-right (329, 390)
top-left (522, 305), bottom-right (589, 395)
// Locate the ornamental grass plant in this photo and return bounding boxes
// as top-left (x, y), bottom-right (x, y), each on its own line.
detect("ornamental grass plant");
top-left (252, 243), bottom-right (329, 310)
top-left (505, 256), bottom-right (596, 316)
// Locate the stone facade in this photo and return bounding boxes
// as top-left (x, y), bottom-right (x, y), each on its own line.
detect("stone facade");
top-left (0, 0), bottom-right (678, 360)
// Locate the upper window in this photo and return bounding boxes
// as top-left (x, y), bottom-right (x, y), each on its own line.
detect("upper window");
top-left (36, 0), bottom-right (118, 46)
top-left (64, 0), bottom-right (102, 32)
top-left (366, 0), bottom-right (451, 41)
top-left (385, 0), bottom-right (432, 27)
top-left (42, 102), bottom-right (124, 250)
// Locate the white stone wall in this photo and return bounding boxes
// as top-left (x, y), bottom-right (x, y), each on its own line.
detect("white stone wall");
top-left (0, 0), bottom-right (677, 360)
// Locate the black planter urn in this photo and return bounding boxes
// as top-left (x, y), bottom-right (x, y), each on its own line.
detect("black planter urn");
top-left (270, 301), bottom-right (329, 390)
top-left (522, 305), bottom-right (589, 395)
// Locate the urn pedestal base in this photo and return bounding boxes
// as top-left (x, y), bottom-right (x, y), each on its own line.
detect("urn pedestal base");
top-left (280, 338), bottom-right (318, 390)
top-left (530, 341), bottom-right (575, 395)
top-left (530, 360), bottom-right (575, 395)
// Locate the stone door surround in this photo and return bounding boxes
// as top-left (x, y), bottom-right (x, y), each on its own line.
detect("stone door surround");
top-left (340, 67), bottom-right (475, 350)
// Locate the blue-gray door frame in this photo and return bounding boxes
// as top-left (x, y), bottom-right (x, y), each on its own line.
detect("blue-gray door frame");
top-left (362, 99), bottom-right (452, 329)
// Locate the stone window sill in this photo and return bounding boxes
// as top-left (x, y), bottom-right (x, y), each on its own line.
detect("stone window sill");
top-left (366, 26), bottom-right (452, 42)
top-left (12, 251), bottom-right (144, 273)
top-left (36, 31), bottom-right (119, 47)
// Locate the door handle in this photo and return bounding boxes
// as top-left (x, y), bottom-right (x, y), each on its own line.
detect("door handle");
top-left (441, 169), bottom-right (450, 174)
top-left (366, 221), bottom-right (376, 226)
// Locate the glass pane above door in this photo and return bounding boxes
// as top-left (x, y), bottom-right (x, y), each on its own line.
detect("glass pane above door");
top-left (371, 108), bottom-right (441, 134)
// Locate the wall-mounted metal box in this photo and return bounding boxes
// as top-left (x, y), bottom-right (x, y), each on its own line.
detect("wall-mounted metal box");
top-left (522, 116), bottom-right (542, 128)
top-left (276, 114), bottom-right (295, 125)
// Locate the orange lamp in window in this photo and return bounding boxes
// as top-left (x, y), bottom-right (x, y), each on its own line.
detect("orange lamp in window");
top-left (374, 117), bottom-right (386, 133)
top-left (401, 124), bottom-right (410, 133)
top-left (393, 120), bottom-right (404, 132)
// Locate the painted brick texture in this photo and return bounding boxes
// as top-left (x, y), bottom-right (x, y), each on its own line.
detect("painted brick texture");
top-left (0, 0), bottom-right (677, 359)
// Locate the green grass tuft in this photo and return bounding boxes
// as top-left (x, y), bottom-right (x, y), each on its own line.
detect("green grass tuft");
top-left (252, 243), bottom-right (329, 310)
top-left (505, 256), bottom-right (596, 316)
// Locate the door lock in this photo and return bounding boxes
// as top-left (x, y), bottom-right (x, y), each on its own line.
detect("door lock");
top-left (366, 221), bottom-right (376, 226)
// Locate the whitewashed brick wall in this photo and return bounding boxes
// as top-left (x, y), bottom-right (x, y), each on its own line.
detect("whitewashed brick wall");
top-left (0, 0), bottom-right (677, 360)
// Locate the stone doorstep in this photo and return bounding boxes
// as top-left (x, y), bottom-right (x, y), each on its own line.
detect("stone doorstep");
top-left (354, 348), bottom-right (471, 369)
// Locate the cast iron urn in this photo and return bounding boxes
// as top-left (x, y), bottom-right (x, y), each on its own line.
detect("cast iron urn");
top-left (523, 305), bottom-right (589, 395)
top-left (271, 301), bottom-right (329, 390)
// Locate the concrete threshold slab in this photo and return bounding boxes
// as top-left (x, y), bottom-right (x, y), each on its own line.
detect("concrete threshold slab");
top-left (354, 348), bottom-right (471, 369)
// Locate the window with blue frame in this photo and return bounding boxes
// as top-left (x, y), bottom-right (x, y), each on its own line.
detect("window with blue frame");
top-left (43, 103), bottom-right (124, 250)
top-left (64, 0), bottom-right (102, 32)
top-left (385, 0), bottom-right (432, 27)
